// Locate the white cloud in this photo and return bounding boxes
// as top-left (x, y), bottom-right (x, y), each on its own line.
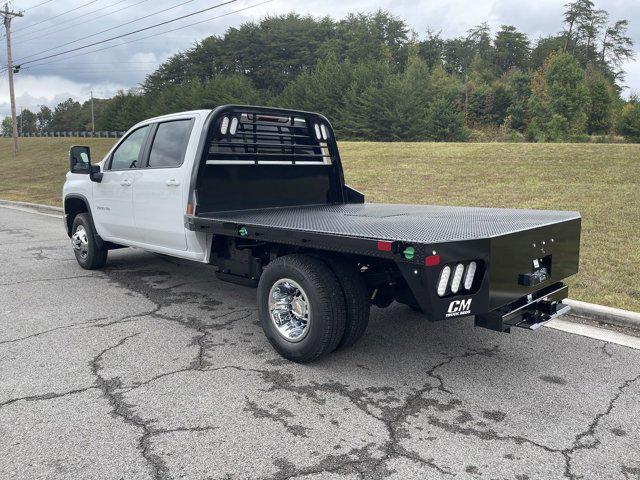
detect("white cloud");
top-left (0, 74), bottom-right (127, 114)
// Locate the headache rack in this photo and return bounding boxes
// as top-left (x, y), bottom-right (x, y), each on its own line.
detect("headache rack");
top-left (205, 108), bottom-right (335, 166)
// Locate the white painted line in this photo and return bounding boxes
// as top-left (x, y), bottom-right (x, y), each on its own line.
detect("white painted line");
top-left (0, 204), bottom-right (63, 219)
top-left (545, 318), bottom-right (640, 350)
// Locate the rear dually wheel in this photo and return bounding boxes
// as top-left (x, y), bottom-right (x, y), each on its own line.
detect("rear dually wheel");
top-left (258, 254), bottom-right (346, 363)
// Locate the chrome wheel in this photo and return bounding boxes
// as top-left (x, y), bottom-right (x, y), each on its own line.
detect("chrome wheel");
top-left (268, 278), bottom-right (311, 342)
top-left (71, 225), bottom-right (89, 259)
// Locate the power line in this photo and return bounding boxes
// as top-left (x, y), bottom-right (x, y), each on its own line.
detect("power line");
top-left (15, 0), bottom-right (199, 61)
top-left (16, 0), bottom-right (142, 41)
top-left (23, 0), bottom-right (54, 12)
top-left (30, 60), bottom-right (163, 65)
top-left (12, 0), bottom-right (99, 33)
top-left (15, 0), bottom-right (238, 67)
top-left (11, 0), bottom-right (272, 71)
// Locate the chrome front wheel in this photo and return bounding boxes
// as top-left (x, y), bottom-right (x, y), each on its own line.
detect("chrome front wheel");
top-left (71, 225), bottom-right (89, 259)
top-left (268, 278), bottom-right (311, 342)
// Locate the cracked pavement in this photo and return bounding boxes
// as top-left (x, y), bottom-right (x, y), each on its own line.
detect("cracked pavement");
top-left (1, 206), bottom-right (639, 480)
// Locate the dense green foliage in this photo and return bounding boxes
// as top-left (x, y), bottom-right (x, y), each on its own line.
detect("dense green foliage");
top-left (618, 95), bottom-right (640, 142)
top-left (5, 2), bottom-right (637, 142)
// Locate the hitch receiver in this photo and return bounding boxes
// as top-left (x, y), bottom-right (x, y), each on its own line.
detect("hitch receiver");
top-left (475, 283), bottom-right (570, 333)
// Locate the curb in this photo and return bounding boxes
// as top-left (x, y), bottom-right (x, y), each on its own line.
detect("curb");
top-left (564, 299), bottom-right (640, 331)
top-left (0, 199), bottom-right (63, 215)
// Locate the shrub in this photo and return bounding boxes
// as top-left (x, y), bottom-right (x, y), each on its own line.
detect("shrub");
top-left (618, 102), bottom-right (640, 142)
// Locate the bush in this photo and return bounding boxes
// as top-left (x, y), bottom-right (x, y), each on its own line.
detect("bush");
top-left (618, 102), bottom-right (640, 142)
top-left (425, 97), bottom-right (469, 141)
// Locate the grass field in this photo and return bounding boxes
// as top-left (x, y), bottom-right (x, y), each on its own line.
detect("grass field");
top-left (1, 138), bottom-right (639, 312)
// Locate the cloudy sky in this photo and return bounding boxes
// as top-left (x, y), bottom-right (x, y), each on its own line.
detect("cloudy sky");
top-left (1, 0), bottom-right (639, 116)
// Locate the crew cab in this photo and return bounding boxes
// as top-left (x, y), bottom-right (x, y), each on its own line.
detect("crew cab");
top-left (63, 105), bottom-right (580, 362)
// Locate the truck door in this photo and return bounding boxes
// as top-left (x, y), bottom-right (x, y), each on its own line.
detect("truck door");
top-left (132, 118), bottom-right (194, 251)
top-left (92, 125), bottom-right (150, 241)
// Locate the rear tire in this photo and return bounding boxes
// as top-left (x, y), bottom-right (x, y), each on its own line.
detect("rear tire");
top-left (71, 213), bottom-right (107, 270)
top-left (316, 255), bottom-right (370, 350)
top-left (258, 254), bottom-right (346, 363)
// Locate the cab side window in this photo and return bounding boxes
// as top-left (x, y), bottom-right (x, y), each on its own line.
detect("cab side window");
top-left (147, 119), bottom-right (193, 168)
top-left (110, 125), bottom-right (150, 170)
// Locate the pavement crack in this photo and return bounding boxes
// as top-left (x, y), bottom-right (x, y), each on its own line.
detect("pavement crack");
top-left (562, 372), bottom-right (640, 479)
top-left (90, 332), bottom-right (171, 480)
top-left (124, 368), bottom-right (194, 393)
top-left (88, 306), bottom-right (163, 329)
top-left (0, 318), bottom-right (104, 345)
top-left (0, 386), bottom-right (97, 409)
top-left (0, 273), bottom-right (100, 286)
top-left (600, 341), bottom-right (614, 358)
top-left (244, 397), bottom-right (310, 438)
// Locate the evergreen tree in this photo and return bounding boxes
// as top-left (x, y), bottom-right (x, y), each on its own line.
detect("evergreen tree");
top-left (527, 52), bottom-right (590, 141)
top-left (17, 109), bottom-right (38, 134)
top-left (36, 106), bottom-right (52, 133)
top-left (1, 117), bottom-right (12, 136)
top-left (49, 99), bottom-right (84, 131)
top-left (618, 96), bottom-right (640, 142)
top-left (585, 67), bottom-right (615, 134)
top-left (493, 25), bottom-right (530, 73)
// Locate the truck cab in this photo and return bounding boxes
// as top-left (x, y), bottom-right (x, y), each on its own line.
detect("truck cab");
top-left (64, 110), bottom-right (212, 262)
top-left (63, 105), bottom-right (581, 363)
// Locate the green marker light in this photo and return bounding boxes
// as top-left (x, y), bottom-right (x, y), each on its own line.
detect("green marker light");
top-left (403, 246), bottom-right (415, 260)
top-left (238, 226), bottom-right (248, 237)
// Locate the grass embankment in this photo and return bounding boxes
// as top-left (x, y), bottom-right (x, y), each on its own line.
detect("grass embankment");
top-left (1, 138), bottom-right (639, 311)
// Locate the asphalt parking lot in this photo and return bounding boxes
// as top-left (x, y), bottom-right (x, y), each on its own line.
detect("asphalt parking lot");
top-left (1, 205), bottom-right (639, 480)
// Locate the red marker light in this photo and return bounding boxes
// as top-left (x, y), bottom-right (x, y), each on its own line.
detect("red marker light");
top-left (425, 255), bottom-right (441, 267)
top-left (377, 240), bottom-right (393, 252)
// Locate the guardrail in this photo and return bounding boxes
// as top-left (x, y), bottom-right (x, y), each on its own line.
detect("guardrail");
top-left (1, 131), bottom-right (125, 138)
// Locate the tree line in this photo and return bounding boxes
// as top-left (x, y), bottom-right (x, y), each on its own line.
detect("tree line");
top-left (4, 1), bottom-right (640, 142)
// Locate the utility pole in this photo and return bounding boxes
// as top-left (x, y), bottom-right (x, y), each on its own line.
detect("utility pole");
top-left (90, 91), bottom-right (95, 132)
top-left (1, 3), bottom-right (23, 154)
top-left (19, 105), bottom-right (22, 136)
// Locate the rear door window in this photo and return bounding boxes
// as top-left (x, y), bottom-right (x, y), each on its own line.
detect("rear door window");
top-left (147, 119), bottom-right (193, 168)
top-left (110, 125), bottom-right (150, 170)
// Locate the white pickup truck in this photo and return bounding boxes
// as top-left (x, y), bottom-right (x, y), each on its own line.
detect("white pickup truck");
top-left (63, 105), bottom-right (580, 362)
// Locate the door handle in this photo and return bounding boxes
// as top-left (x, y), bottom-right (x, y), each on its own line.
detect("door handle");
top-left (120, 179), bottom-right (132, 186)
top-left (166, 179), bottom-right (180, 187)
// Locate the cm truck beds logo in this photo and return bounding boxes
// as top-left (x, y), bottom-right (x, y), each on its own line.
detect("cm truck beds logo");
top-left (446, 299), bottom-right (472, 317)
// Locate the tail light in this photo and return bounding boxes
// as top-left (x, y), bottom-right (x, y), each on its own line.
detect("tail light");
top-left (464, 261), bottom-right (477, 290)
top-left (450, 263), bottom-right (465, 294)
top-left (436, 260), bottom-right (480, 297)
top-left (437, 266), bottom-right (451, 297)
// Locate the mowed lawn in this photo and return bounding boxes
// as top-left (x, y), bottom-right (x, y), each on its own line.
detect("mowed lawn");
top-left (1, 138), bottom-right (639, 312)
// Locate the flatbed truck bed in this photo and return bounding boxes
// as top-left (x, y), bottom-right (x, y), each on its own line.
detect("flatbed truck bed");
top-left (64, 104), bottom-right (582, 362)
top-left (188, 203), bottom-right (580, 244)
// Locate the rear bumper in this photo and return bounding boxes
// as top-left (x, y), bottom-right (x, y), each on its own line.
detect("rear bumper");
top-left (474, 282), bottom-right (570, 333)
top-left (397, 217), bottom-right (580, 326)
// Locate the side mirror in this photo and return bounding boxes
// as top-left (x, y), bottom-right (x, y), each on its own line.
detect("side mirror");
top-left (89, 165), bottom-right (103, 183)
top-left (69, 145), bottom-right (102, 182)
top-left (69, 145), bottom-right (91, 174)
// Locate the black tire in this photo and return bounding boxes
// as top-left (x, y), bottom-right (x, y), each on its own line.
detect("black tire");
top-left (257, 254), bottom-right (346, 363)
top-left (71, 213), bottom-right (108, 270)
top-left (316, 255), bottom-right (370, 350)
